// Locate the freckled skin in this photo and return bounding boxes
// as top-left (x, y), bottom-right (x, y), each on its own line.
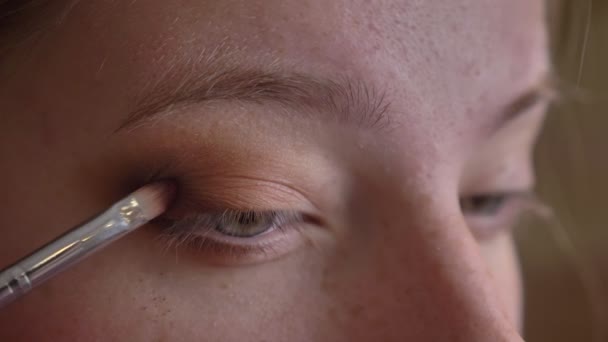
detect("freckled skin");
top-left (0, 0), bottom-right (547, 341)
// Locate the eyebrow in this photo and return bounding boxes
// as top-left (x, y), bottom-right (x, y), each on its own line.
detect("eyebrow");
top-left (118, 66), bottom-right (556, 133)
top-left (118, 66), bottom-right (391, 132)
top-left (496, 72), bottom-right (558, 127)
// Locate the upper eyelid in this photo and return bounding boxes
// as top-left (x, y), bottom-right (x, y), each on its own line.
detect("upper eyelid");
top-left (167, 174), bottom-right (321, 215)
top-left (158, 209), bottom-right (303, 233)
top-left (461, 191), bottom-right (537, 220)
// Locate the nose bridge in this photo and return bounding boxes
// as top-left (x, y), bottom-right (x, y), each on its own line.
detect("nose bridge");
top-left (383, 208), bottom-right (522, 341)
top-left (333, 195), bottom-right (523, 341)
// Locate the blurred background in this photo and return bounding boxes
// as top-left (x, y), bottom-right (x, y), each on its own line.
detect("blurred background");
top-left (517, 1), bottom-right (608, 341)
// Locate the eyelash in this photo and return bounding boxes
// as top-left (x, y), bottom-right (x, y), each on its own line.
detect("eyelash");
top-left (460, 191), bottom-right (533, 239)
top-left (154, 190), bottom-right (530, 263)
top-left (155, 209), bottom-right (308, 262)
top-left (460, 193), bottom-right (513, 216)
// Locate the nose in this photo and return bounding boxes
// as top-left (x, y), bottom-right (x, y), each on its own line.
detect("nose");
top-left (394, 217), bottom-right (524, 341)
top-left (325, 199), bottom-right (524, 341)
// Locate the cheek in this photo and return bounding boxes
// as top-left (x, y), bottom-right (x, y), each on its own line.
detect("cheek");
top-left (0, 234), bottom-right (185, 340)
top-left (15, 237), bottom-right (334, 341)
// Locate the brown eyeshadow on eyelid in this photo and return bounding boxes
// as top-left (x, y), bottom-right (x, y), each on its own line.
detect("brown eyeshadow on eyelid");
top-left (106, 106), bottom-right (338, 219)
top-left (164, 173), bottom-right (319, 218)
top-left (102, 132), bottom-right (327, 220)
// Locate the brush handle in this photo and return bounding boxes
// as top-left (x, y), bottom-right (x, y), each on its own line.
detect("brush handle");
top-left (0, 195), bottom-right (147, 309)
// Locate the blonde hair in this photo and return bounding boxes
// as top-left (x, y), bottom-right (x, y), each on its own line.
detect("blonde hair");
top-left (519, 1), bottom-right (607, 341)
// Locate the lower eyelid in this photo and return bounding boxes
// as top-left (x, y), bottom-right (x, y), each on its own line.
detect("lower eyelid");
top-left (154, 218), bottom-right (310, 266)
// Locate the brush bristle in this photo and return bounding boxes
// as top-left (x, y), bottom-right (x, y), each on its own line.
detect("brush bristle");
top-left (132, 181), bottom-right (176, 219)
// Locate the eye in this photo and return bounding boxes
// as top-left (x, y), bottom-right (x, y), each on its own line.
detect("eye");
top-left (154, 209), bottom-right (315, 265)
top-left (460, 192), bottom-right (531, 239)
top-left (460, 194), bottom-right (508, 216)
top-left (214, 210), bottom-right (279, 237)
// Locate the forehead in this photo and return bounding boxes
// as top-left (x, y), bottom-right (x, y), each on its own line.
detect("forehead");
top-left (74, 1), bottom-right (545, 98)
top-left (22, 0), bottom-right (549, 154)
top-left (82, 0), bottom-right (547, 75)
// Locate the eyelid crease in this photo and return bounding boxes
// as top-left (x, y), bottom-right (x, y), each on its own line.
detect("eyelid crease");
top-left (461, 190), bottom-right (533, 201)
top-left (170, 173), bottom-right (321, 214)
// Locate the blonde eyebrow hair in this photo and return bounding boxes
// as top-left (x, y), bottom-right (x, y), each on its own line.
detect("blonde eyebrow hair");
top-left (493, 71), bottom-right (560, 129)
top-left (118, 57), bottom-right (557, 135)
top-left (118, 65), bottom-right (392, 132)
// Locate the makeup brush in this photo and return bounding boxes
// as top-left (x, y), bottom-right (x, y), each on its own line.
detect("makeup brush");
top-left (0, 182), bottom-right (175, 309)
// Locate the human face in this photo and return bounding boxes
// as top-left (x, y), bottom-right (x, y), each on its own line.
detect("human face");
top-left (0, 0), bottom-right (550, 340)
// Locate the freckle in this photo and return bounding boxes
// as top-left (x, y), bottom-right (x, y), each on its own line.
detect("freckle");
top-left (220, 282), bottom-right (229, 289)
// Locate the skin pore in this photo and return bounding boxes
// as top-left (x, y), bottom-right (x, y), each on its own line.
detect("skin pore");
top-left (0, 0), bottom-right (551, 341)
